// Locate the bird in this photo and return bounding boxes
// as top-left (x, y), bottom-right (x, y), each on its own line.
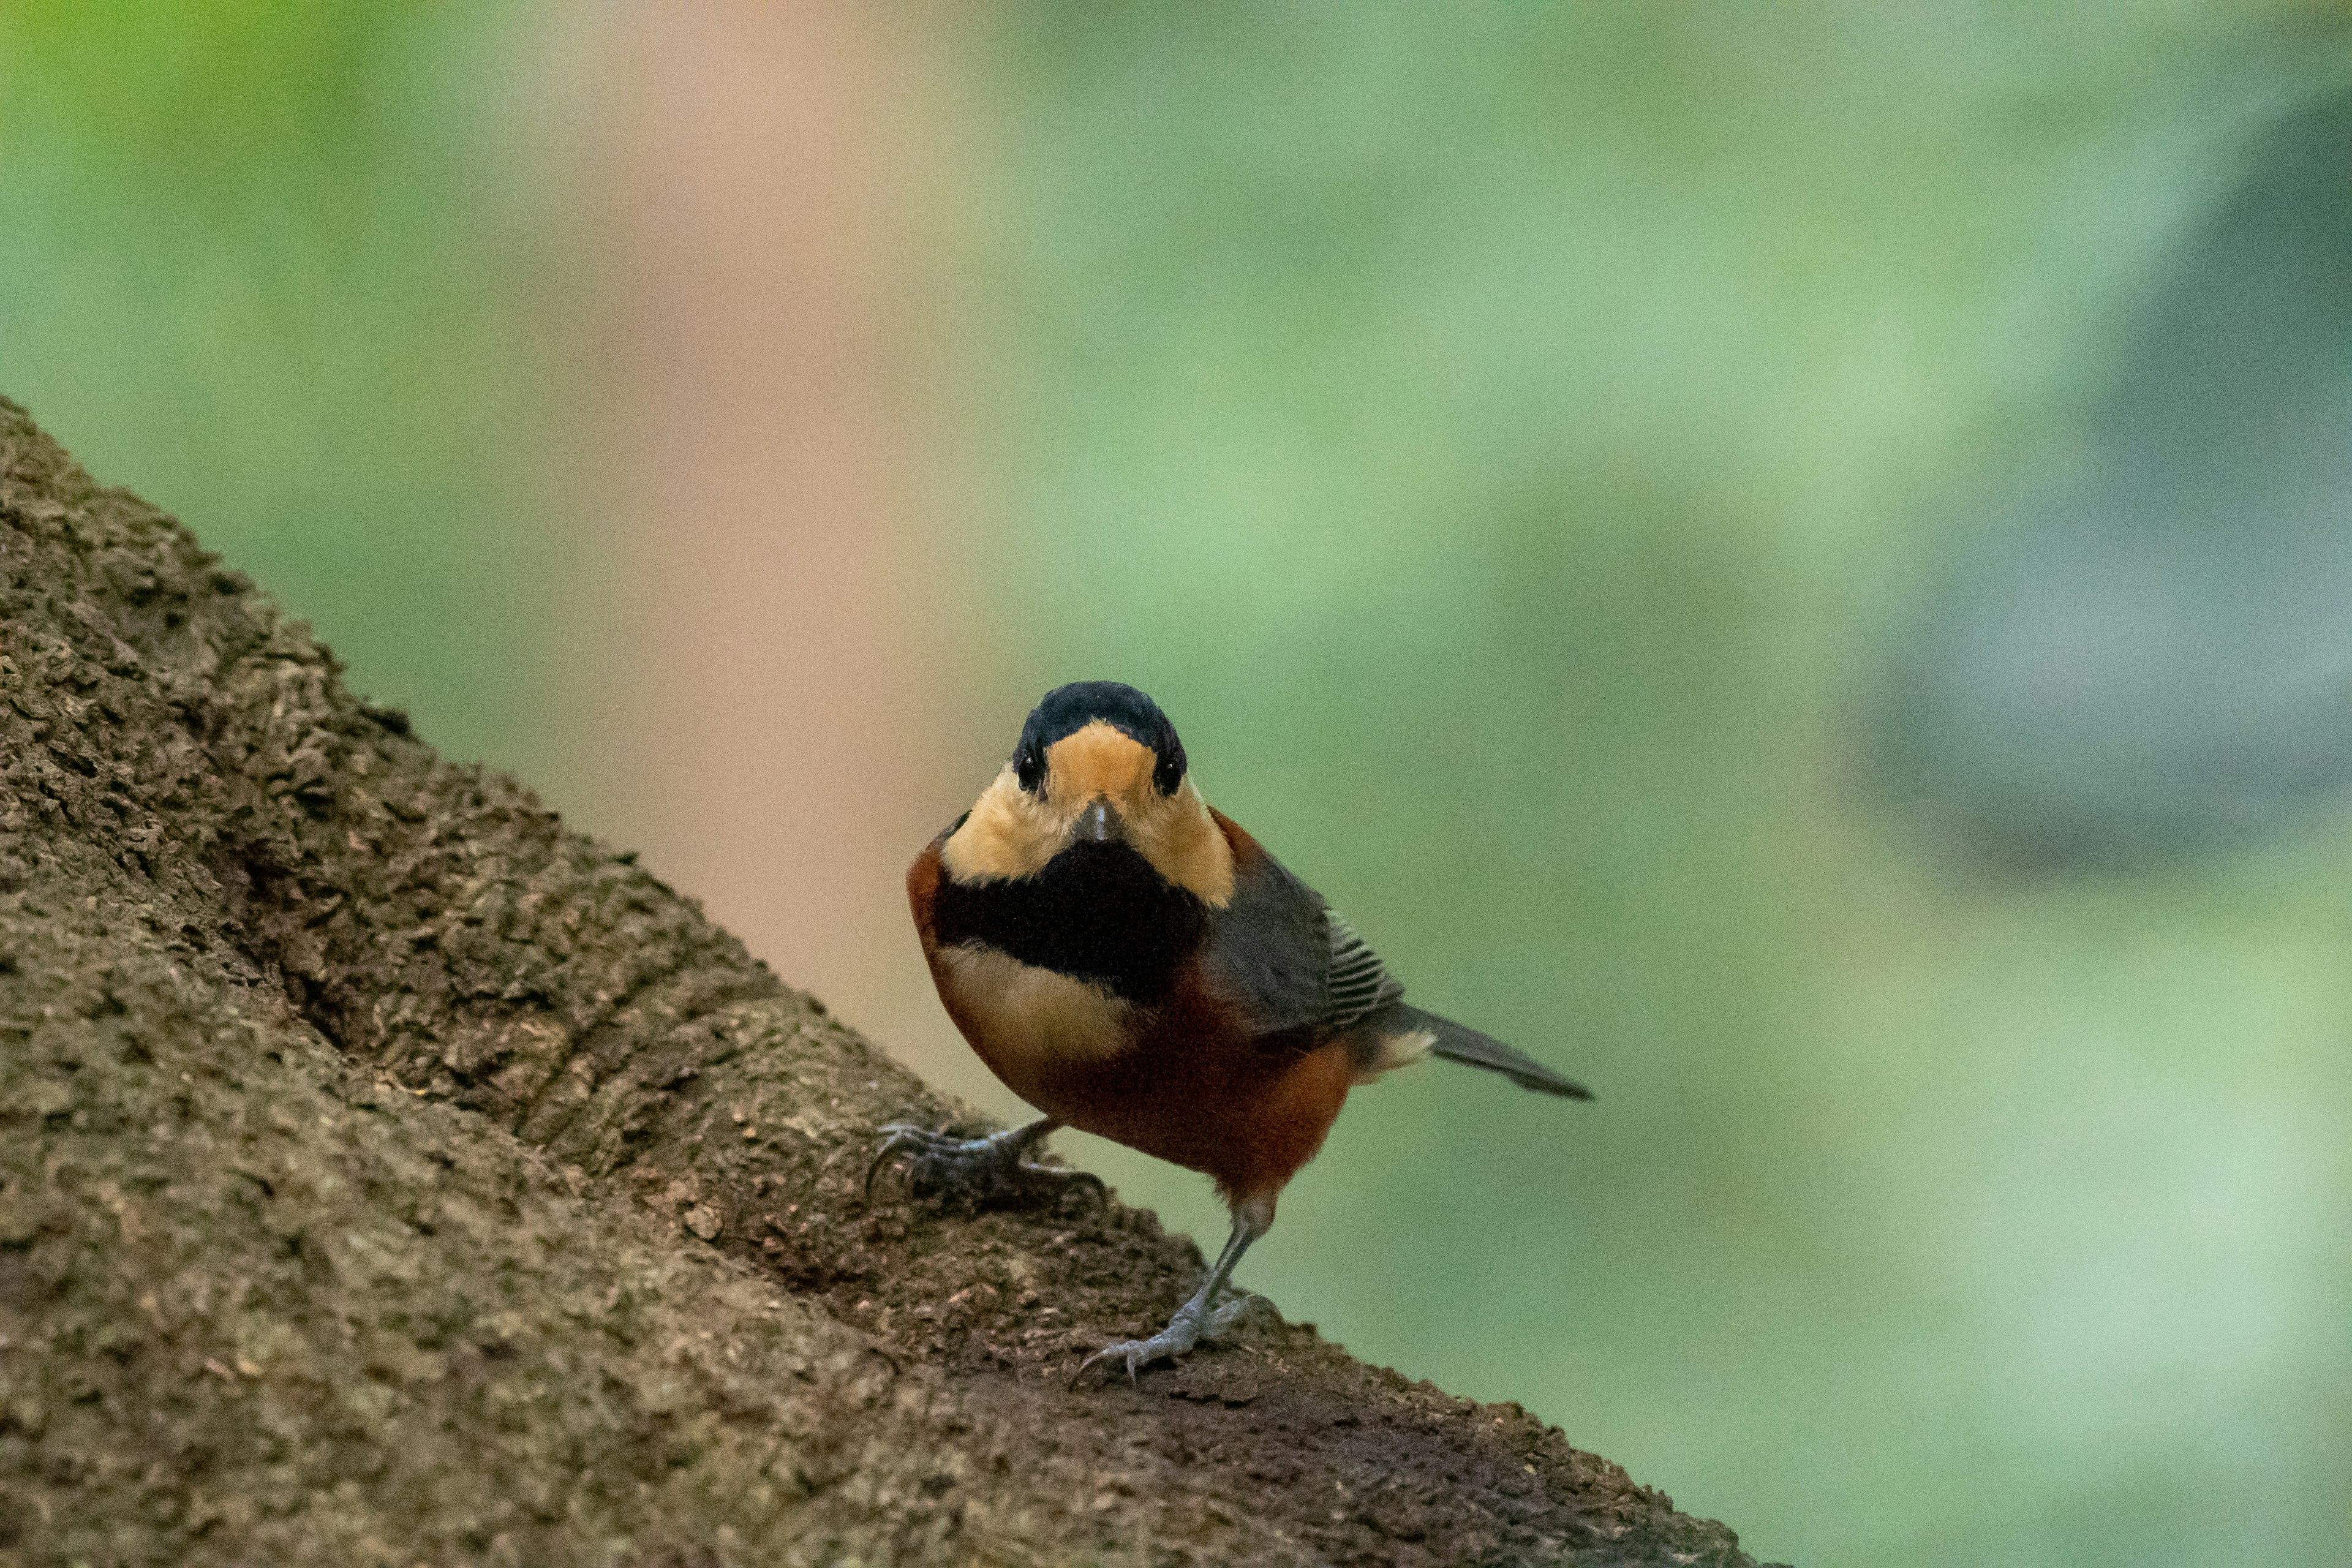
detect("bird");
top-left (870, 680), bottom-right (1591, 1384)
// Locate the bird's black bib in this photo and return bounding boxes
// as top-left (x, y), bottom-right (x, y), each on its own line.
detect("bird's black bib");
top-left (933, 840), bottom-right (1207, 1004)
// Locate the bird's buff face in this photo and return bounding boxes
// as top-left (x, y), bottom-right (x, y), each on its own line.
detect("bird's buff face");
top-left (941, 720), bottom-right (1235, 906)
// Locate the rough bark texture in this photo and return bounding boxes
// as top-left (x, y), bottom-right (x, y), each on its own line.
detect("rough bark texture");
top-left (0, 397), bottom-right (1777, 1567)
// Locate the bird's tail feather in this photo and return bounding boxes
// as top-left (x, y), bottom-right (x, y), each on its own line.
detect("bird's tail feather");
top-left (1398, 1006), bottom-right (1593, 1099)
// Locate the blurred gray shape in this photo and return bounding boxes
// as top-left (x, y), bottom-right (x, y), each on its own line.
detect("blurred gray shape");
top-left (1879, 89), bottom-right (2352, 868)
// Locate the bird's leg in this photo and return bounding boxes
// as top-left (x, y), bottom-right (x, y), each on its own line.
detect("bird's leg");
top-left (1075, 1194), bottom-right (1272, 1387)
top-left (865, 1115), bottom-right (1106, 1210)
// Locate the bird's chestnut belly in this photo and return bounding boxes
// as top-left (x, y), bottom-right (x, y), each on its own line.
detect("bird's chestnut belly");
top-left (928, 940), bottom-right (1352, 1200)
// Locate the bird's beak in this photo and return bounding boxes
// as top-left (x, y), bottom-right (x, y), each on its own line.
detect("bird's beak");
top-left (1076, 798), bottom-right (1121, 844)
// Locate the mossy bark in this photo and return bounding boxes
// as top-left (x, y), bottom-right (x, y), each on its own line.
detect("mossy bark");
top-left (0, 397), bottom-right (1776, 1567)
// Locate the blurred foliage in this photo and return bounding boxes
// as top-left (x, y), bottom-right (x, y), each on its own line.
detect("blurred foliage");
top-left (1883, 92), bottom-right (2352, 865)
top-left (979, 7), bottom-right (2352, 1568)
top-left (0, 0), bottom-right (576, 775)
top-left (6, 6), bottom-right (2352, 1567)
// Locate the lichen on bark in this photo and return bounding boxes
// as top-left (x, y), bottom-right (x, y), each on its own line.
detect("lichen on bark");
top-left (0, 396), bottom-right (1775, 1567)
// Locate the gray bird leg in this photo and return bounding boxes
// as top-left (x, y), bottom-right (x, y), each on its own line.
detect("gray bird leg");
top-left (865, 1115), bottom-right (1106, 1210)
top-left (1075, 1193), bottom-right (1273, 1386)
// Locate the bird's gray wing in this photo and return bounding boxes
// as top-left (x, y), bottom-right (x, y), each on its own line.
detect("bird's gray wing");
top-left (1200, 844), bottom-right (1401, 1041)
top-left (1199, 843), bottom-right (1332, 1039)
top-left (1319, 910), bottom-right (1406, 1035)
top-left (1200, 842), bottom-right (1590, 1095)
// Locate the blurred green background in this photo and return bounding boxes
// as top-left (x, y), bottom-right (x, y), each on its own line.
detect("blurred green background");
top-left (7, 6), bottom-right (2352, 1565)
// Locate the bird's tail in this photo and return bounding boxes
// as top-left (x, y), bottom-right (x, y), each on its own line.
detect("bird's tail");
top-left (1396, 1005), bottom-right (1593, 1099)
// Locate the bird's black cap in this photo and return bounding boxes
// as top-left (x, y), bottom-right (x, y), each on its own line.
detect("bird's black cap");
top-left (1014, 682), bottom-right (1187, 795)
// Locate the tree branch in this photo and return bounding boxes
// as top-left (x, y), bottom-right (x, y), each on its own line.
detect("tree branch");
top-left (0, 396), bottom-right (1775, 1566)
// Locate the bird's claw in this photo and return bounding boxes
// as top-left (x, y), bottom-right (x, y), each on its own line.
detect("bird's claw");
top-left (864, 1121), bottom-right (1106, 1211)
top-left (1072, 1291), bottom-right (1260, 1388)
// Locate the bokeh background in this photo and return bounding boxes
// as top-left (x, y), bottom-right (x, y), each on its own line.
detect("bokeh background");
top-left (6, 6), bottom-right (2351, 1564)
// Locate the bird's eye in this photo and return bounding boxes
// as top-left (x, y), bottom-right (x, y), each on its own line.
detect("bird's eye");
top-left (1014, 743), bottom-right (1046, 793)
top-left (1153, 744), bottom-right (1185, 796)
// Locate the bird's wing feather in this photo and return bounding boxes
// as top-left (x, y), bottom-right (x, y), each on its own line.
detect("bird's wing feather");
top-left (1197, 820), bottom-right (1403, 1042)
top-left (1195, 814), bottom-right (1588, 1093)
top-left (1199, 839), bottom-right (1331, 1039)
top-left (1321, 910), bottom-right (1405, 1035)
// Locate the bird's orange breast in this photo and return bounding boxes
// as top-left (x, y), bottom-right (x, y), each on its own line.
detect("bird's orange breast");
top-left (909, 835), bottom-right (1353, 1205)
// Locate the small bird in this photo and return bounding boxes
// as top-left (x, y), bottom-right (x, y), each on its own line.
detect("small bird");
top-left (872, 681), bottom-right (1590, 1383)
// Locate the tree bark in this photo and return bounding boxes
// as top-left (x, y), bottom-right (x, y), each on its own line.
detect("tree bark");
top-left (0, 396), bottom-right (1776, 1567)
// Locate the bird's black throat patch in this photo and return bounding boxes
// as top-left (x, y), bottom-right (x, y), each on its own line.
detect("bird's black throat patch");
top-left (933, 840), bottom-right (1206, 1003)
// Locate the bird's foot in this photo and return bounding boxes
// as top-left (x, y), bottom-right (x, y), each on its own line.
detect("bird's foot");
top-left (865, 1121), bottom-right (1105, 1211)
top-left (1073, 1289), bottom-right (1261, 1387)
